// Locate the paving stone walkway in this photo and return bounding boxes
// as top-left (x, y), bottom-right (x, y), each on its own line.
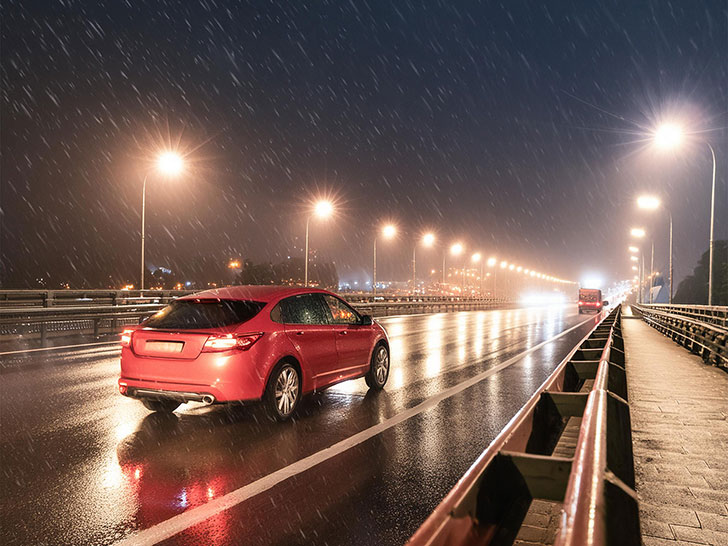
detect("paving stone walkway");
top-left (623, 312), bottom-right (728, 546)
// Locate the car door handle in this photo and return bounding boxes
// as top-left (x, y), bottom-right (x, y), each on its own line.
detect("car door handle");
top-left (296, 331), bottom-right (305, 336)
top-left (339, 331), bottom-right (348, 335)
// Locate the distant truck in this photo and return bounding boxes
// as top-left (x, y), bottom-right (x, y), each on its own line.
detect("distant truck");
top-left (578, 288), bottom-right (606, 314)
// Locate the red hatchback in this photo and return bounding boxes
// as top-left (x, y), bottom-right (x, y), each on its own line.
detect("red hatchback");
top-left (118, 286), bottom-right (390, 420)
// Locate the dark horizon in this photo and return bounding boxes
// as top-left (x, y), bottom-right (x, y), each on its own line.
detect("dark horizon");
top-left (2, 1), bottom-right (726, 290)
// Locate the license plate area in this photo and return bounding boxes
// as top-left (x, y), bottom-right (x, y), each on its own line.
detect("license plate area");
top-left (145, 340), bottom-right (185, 353)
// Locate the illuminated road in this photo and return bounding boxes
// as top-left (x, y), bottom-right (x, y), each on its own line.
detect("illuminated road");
top-left (1, 306), bottom-right (601, 545)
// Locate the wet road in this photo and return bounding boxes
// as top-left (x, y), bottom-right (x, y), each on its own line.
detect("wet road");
top-left (1, 306), bottom-right (600, 546)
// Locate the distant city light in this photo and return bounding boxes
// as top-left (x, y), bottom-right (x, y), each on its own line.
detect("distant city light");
top-left (653, 123), bottom-right (683, 150)
top-left (228, 260), bottom-right (241, 269)
top-left (637, 195), bottom-right (661, 210)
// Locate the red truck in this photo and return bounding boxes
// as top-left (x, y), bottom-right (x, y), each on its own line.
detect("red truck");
top-left (578, 288), bottom-right (606, 314)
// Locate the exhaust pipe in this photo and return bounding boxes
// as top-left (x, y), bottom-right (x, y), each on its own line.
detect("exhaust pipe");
top-left (201, 394), bottom-right (215, 405)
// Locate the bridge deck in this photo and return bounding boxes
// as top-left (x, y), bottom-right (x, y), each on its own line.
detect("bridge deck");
top-left (623, 312), bottom-right (728, 546)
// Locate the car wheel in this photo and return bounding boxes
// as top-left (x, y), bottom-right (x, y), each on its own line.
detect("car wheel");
top-left (141, 399), bottom-right (180, 413)
top-left (264, 363), bottom-right (301, 421)
top-left (365, 343), bottom-right (389, 390)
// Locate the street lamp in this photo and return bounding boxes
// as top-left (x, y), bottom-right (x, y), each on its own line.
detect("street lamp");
top-left (140, 151), bottom-right (185, 291)
top-left (441, 243), bottom-right (464, 295)
top-left (653, 123), bottom-right (718, 305)
top-left (630, 227), bottom-right (646, 238)
top-left (373, 224), bottom-right (397, 295)
top-left (304, 200), bottom-right (334, 287)
top-left (471, 252), bottom-right (482, 297)
top-left (412, 232), bottom-right (435, 296)
top-left (637, 194), bottom-right (674, 302)
top-left (486, 257), bottom-right (498, 298)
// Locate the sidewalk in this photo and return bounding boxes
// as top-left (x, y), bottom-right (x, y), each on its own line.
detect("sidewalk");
top-left (623, 312), bottom-right (728, 546)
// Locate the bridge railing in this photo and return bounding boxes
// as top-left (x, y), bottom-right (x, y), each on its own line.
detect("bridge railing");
top-left (0, 289), bottom-right (506, 308)
top-left (633, 304), bottom-right (727, 369)
top-left (407, 306), bottom-right (640, 546)
top-left (636, 303), bottom-right (727, 328)
top-left (0, 295), bottom-right (511, 348)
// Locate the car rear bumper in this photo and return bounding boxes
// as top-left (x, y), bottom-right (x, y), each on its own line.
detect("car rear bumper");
top-left (117, 375), bottom-right (263, 403)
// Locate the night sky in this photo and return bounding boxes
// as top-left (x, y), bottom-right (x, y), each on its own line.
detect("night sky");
top-left (2, 1), bottom-right (726, 289)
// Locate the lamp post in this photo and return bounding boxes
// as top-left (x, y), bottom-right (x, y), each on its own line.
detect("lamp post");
top-left (304, 200), bottom-right (334, 287)
top-left (630, 227), bottom-right (646, 303)
top-left (413, 232), bottom-right (435, 296)
top-left (373, 224), bottom-right (397, 296)
top-left (637, 195), bottom-right (673, 303)
top-left (471, 252), bottom-right (483, 297)
top-left (653, 124), bottom-right (718, 305)
top-left (487, 257), bottom-right (497, 298)
top-left (446, 243), bottom-right (463, 295)
top-left (140, 152), bottom-right (184, 291)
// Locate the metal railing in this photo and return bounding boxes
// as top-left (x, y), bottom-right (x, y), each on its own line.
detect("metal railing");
top-left (0, 294), bottom-right (510, 348)
top-left (0, 289), bottom-right (506, 308)
top-left (407, 306), bottom-right (640, 546)
top-left (636, 303), bottom-right (727, 328)
top-left (633, 304), bottom-right (727, 369)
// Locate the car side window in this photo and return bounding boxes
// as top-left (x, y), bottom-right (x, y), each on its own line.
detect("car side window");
top-left (322, 295), bottom-right (361, 325)
top-left (276, 294), bottom-right (329, 325)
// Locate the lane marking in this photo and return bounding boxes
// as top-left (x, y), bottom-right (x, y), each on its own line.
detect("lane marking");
top-left (0, 340), bottom-right (119, 356)
top-left (114, 314), bottom-right (594, 546)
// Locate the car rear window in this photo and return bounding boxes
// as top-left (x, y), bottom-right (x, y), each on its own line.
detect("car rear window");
top-left (579, 292), bottom-right (600, 302)
top-left (143, 299), bottom-right (265, 329)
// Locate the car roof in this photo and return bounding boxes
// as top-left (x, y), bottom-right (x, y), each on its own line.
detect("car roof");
top-left (178, 285), bottom-right (333, 304)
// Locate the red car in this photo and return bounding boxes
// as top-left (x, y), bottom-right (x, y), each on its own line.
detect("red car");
top-left (118, 286), bottom-right (390, 421)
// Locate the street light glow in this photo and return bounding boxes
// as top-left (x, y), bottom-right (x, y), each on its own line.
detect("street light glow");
top-left (630, 256), bottom-right (638, 262)
top-left (508, 264), bottom-right (515, 271)
top-left (487, 257), bottom-right (497, 267)
top-left (653, 123), bottom-right (683, 150)
top-left (157, 151), bottom-right (184, 176)
top-left (500, 260), bottom-right (507, 269)
top-left (313, 200), bottom-right (334, 218)
top-left (450, 242), bottom-right (463, 256)
top-left (382, 224), bottom-right (397, 238)
top-left (422, 232), bottom-right (435, 246)
top-left (628, 246), bottom-right (639, 253)
top-left (632, 266), bottom-right (638, 271)
top-left (471, 252), bottom-right (481, 263)
top-left (637, 195), bottom-right (661, 210)
top-left (630, 227), bottom-right (646, 238)
top-left (516, 266), bottom-right (522, 273)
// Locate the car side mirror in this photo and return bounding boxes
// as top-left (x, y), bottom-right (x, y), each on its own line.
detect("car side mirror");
top-left (360, 314), bottom-right (373, 326)
top-left (602, 300), bottom-right (609, 306)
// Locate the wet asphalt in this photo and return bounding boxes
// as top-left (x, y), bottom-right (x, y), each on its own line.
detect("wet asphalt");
top-left (0, 306), bottom-right (600, 546)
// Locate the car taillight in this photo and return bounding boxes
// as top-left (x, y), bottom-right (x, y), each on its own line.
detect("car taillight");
top-left (202, 333), bottom-right (263, 352)
top-left (121, 329), bottom-right (134, 347)
top-left (578, 301), bottom-right (584, 305)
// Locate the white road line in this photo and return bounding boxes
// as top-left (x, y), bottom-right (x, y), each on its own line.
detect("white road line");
top-left (114, 315), bottom-right (594, 546)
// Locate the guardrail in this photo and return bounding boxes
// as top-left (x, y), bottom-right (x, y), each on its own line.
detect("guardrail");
top-left (633, 304), bottom-right (727, 369)
top-left (636, 303), bottom-right (727, 328)
top-left (407, 306), bottom-right (640, 546)
top-left (0, 296), bottom-right (510, 348)
top-left (0, 289), bottom-right (505, 308)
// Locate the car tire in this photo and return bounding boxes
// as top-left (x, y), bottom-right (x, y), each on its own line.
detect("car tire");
top-left (365, 343), bottom-right (389, 390)
top-left (264, 362), bottom-right (301, 421)
top-left (141, 399), bottom-right (180, 413)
